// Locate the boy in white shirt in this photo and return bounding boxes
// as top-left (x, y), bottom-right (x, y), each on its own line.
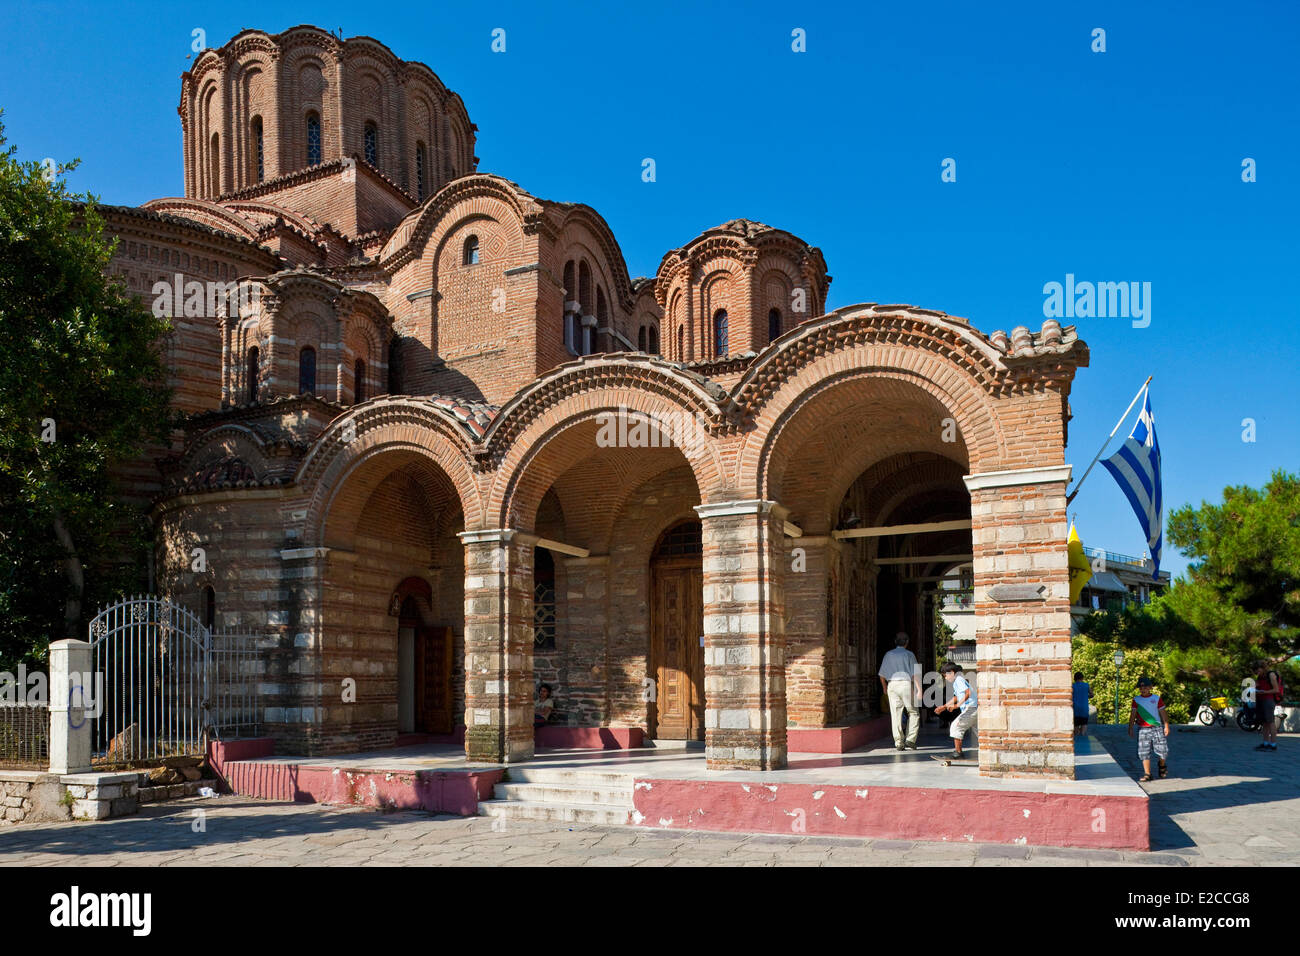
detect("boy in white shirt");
top-left (936, 662), bottom-right (978, 759)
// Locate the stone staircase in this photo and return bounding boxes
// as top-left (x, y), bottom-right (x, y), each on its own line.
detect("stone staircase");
top-left (477, 766), bottom-right (636, 826)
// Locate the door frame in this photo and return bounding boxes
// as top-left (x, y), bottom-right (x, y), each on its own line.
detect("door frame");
top-left (647, 520), bottom-right (705, 741)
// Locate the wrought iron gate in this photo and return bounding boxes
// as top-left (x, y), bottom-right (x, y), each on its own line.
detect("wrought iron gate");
top-left (88, 595), bottom-right (262, 763)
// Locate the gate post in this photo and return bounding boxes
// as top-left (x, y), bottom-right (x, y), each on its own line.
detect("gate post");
top-left (49, 638), bottom-right (92, 774)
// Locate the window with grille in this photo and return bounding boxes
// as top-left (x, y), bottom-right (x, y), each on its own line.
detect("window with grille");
top-left (251, 117), bottom-right (264, 183)
top-left (653, 520), bottom-right (702, 558)
top-left (354, 358), bottom-right (366, 402)
top-left (533, 548), bottom-right (556, 648)
top-left (306, 113), bottom-right (322, 166)
top-left (463, 234), bottom-right (479, 266)
top-left (768, 307), bottom-right (781, 342)
top-left (713, 309), bottom-right (729, 358)
top-left (415, 142), bottom-right (426, 200)
top-left (364, 122), bottom-right (378, 166)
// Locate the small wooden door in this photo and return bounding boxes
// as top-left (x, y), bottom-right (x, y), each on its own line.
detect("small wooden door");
top-left (650, 559), bottom-right (704, 740)
top-left (414, 626), bottom-right (453, 734)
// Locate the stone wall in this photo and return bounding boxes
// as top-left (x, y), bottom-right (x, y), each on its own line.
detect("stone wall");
top-left (0, 770), bottom-right (139, 825)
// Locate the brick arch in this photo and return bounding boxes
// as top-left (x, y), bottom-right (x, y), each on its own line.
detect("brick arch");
top-left (296, 398), bottom-right (482, 541)
top-left (481, 363), bottom-right (728, 531)
top-left (487, 403), bottom-right (714, 538)
top-left (737, 309), bottom-right (1011, 508)
top-left (379, 174), bottom-right (535, 270)
top-left (324, 451), bottom-right (461, 552)
top-left (757, 374), bottom-right (973, 533)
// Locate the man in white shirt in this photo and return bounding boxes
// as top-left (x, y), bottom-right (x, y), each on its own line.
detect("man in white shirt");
top-left (878, 632), bottom-right (922, 750)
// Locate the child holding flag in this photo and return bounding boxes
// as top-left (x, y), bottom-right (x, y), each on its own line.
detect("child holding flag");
top-left (1127, 676), bottom-right (1170, 782)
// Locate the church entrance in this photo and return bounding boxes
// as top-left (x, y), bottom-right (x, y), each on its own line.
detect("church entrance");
top-left (648, 520), bottom-right (705, 741)
top-left (395, 586), bottom-right (453, 735)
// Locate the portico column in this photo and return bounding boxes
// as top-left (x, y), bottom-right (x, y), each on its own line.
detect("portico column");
top-left (459, 529), bottom-right (534, 763)
top-left (963, 465), bottom-right (1074, 779)
top-left (695, 499), bottom-right (787, 771)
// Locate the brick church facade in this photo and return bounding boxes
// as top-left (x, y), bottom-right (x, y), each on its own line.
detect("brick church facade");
top-left (96, 26), bottom-right (1089, 778)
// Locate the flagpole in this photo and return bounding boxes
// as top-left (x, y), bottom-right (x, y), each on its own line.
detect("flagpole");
top-left (1066, 375), bottom-right (1152, 504)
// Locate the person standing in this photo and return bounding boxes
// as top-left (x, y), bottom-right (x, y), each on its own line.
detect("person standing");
top-left (1254, 660), bottom-right (1284, 752)
top-left (1128, 676), bottom-right (1170, 782)
top-left (878, 632), bottom-right (922, 750)
top-left (936, 662), bottom-right (978, 759)
top-left (1072, 671), bottom-right (1093, 737)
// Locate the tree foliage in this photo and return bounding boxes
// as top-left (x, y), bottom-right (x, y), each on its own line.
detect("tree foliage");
top-left (1076, 471), bottom-right (1300, 705)
top-left (0, 111), bottom-right (173, 668)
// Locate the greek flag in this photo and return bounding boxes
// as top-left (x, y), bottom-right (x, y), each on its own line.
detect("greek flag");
top-left (1101, 389), bottom-right (1162, 578)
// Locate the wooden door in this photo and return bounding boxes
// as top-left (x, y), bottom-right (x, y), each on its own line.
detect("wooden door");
top-left (414, 626), bottom-right (453, 734)
top-left (650, 562), bottom-right (704, 740)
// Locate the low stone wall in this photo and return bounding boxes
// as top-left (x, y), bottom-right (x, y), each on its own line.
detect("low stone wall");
top-left (0, 769), bottom-right (139, 825)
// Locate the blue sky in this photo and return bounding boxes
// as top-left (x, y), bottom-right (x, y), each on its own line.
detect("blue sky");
top-left (2, 0), bottom-right (1296, 578)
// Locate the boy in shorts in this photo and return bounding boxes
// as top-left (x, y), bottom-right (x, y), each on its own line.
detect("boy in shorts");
top-left (936, 662), bottom-right (978, 759)
top-left (1127, 676), bottom-right (1169, 781)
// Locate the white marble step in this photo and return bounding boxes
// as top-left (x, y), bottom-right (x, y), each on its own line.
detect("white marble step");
top-left (494, 782), bottom-right (635, 807)
top-left (477, 799), bottom-right (633, 826)
top-left (502, 767), bottom-right (637, 788)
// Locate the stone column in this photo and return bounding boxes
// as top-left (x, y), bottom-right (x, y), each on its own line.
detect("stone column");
top-left (460, 529), bottom-right (534, 763)
top-left (49, 639), bottom-right (92, 775)
top-left (695, 500), bottom-right (788, 770)
top-left (963, 465), bottom-right (1074, 779)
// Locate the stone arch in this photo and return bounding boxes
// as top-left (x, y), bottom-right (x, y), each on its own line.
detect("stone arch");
top-left (297, 398), bottom-right (483, 542)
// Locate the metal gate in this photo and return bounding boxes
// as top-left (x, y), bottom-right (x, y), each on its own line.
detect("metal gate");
top-left (88, 595), bottom-right (262, 764)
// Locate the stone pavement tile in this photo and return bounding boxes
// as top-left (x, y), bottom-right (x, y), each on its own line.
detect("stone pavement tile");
top-left (868, 840), bottom-right (916, 852)
top-left (977, 844), bottom-right (1032, 861)
top-left (1032, 846), bottom-right (1123, 862)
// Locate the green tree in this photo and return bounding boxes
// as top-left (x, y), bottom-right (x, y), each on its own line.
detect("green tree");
top-left (0, 112), bottom-right (173, 668)
top-left (1071, 637), bottom-right (1194, 724)
top-left (1076, 471), bottom-right (1300, 706)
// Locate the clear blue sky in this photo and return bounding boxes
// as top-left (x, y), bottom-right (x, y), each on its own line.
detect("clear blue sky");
top-left (2, 0), bottom-right (1296, 579)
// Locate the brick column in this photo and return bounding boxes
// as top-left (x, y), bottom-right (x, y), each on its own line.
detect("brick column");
top-left (964, 465), bottom-right (1074, 779)
top-left (695, 500), bottom-right (787, 771)
top-left (783, 534), bottom-right (841, 727)
top-left (460, 529), bottom-right (534, 763)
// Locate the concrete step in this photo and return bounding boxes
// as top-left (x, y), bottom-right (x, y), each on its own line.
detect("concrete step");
top-left (477, 799), bottom-right (633, 826)
top-left (494, 782), bottom-right (635, 807)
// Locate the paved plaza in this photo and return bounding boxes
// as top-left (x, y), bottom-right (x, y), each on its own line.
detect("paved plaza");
top-left (0, 725), bottom-right (1293, 867)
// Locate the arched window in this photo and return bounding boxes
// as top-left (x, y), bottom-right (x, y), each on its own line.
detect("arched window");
top-left (563, 261), bottom-right (575, 302)
top-left (638, 327), bottom-right (647, 352)
top-left (246, 346), bottom-right (259, 403)
top-left (209, 132), bottom-right (220, 194)
top-left (713, 309), bottom-right (729, 358)
top-left (768, 308), bottom-right (781, 342)
top-left (648, 326), bottom-right (659, 355)
top-left (202, 586), bottom-right (216, 630)
top-left (306, 112), bottom-right (322, 166)
top-left (677, 325), bottom-right (685, 361)
top-left (251, 116), bottom-right (264, 183)
top-left (578, 261), bottom-right (592, 315)
top-left (364, 122), bottom-right (378, 166)
top-left (299, 346), bottom-right (316, 394)
top-left (354, 358), bottom-right (366, 403)
top-left (415, 142), bottom-right (427, 200)
top-left (462, 234), bottom-right (479, 266)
